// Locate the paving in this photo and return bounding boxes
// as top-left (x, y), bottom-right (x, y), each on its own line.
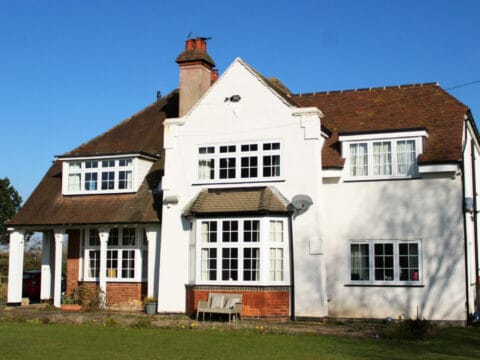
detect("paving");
top-left (0, 303), bottom-right (382, 338)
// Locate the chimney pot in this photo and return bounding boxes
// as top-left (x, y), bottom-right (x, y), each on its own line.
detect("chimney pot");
top-left (185, 39), bottom-right (195, 50)
top-left (194, 38), bottom-right (206, 51)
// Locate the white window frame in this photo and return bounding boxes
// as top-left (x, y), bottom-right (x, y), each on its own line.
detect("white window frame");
top-left (347, 239), bottom-right (422, 286)
top-left (194, 217), bottom-right (290, 286)
top-left (195, 141), bottom-right (283, 184)
top-left (83, 227), bottom-right (146, 283)
top-left (340, 131), bottom-right (427, 180)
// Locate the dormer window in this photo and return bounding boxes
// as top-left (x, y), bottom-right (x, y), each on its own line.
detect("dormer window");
top-left (61, 154), bottom-right (156, 195)
top-left (196, 141), bottom-right (282, 183)
top-left (340, 130), bottom-right (427, 180)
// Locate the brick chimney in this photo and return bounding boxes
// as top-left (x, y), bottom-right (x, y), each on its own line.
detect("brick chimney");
top-left (176, 38), bottom-right (216, 116)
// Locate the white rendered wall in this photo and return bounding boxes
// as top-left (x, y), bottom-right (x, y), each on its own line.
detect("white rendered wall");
top-left (159, 58), bottom-right (327, 315)
top-left (322, 176), bottom-right (467, 321)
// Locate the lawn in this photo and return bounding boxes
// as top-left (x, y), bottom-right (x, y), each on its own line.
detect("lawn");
top-left (0, 322), bottom-right (479, 359)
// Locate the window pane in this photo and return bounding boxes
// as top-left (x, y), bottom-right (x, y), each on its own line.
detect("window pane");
top-left (270, 248), bottom-right (284, 281)
top-left (101, 171), bottom-right (115, 190)
top-left (263, 155), bottom-right (280, 177)
top-left (198, 159), bottom-right (215, 180)
top-left (221, 248), bottom-right (238, 281)
top-left (350, 143), bottom-right (368, 176)
top-left (106, 250), bottom-right (118, 278)
top-left (68, 174), bottom-right (81, 192)
top-left (121, 250), bottom-right (135, 278)
top-left (119, 170), bottom-right (132, 189)
top-left (69, 161), bottom-right (81, 170)
top-left (89, 229), bottom-right (100, 246)
top-left (88, 250), bottom-right (100, 278)
top-left (397, 140), bottom-right (416, 176)
top-left (122, 228), bottom-right (136, 246)
top-left (201, 248), bottom-right (217, 280)
top-left (243, 248), bottom-right (260, 281)
top-left (350, 244), bottom-right (369, 281)
top-left (374, 243), bottom-right (394, 281)
top-left (219, 158), bottom-right (236, 179)
top-left (270, 221), bottom-right (283, 242)
top-left (222, 221), bottom-right (238, 242)
top-left (373, 142), bottom-right (392, 175)
top-left (201, 221), bottom-right (217, 243)
top-left (244, 220), bottom-right (260, 242)
top-left (84, 173), bottom-right (98, 191)
top-left (241, 156), bottom-right (258, 178)
top-left (109, 228), bottom-right (119, 246)
top-left (399, 243), bottom-right (420, 281)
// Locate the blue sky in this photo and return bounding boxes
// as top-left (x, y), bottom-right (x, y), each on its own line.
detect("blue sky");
top-left (1, 0), bottom-right (479, 201)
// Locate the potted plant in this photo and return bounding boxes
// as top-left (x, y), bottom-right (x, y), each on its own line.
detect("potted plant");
top-left (61, 291), bottom-right (82, 311)
top-left (143, 297), bottom-right (157, 315)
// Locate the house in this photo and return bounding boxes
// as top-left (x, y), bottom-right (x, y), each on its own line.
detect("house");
top-left (7, 38), bottom-right (480, 322)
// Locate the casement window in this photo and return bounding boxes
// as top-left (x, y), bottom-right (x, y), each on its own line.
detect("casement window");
top-left (83, 227), bottom-right (146, 282)
top-left (64, 157), bottom-right (135, 195)
top-left (340, 131), bottom-right (426, 180)
top-left (349, 240), bottom-right (421, 285)
top-left (196, 217), bottom-right (289, 285)
top-left (196, 141), bottom-right (282, 183)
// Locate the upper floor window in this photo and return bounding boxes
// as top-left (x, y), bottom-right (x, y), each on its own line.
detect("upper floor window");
top-left (340, 130), bottom-right (426, 180)
top-left (63, 157), bottom-right (134, 195)
top-left (197, 141), bottom-right (282, 183)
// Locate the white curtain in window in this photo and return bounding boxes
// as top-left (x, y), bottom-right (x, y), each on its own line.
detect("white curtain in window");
top-left (397, 140), bottom-right (416, 175)
top-left (350, 143), bottom-right (368, 176)
top-left (68, 174), bottom-right (81, 192)
top-left (373, 142), bottom-right (392, 175)
top-left (198, 159), bottom-right (213, 180)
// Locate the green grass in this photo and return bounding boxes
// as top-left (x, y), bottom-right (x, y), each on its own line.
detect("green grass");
top-left (0, 322), bottom-right (479, 359)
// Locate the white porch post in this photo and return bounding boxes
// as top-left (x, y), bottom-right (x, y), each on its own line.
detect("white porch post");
top-left (53, 229), bottom-right (65, 308)
top-left (7, 230), bottom-right (25, 305)
top-left (145, 226), bottom-right (161, 298)
top-left (98, 227), bottom-right (109, 307)
top-left (40, 231), bottom-right (54, 301)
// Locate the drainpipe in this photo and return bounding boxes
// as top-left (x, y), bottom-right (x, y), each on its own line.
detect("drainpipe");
top-left (288, 215), bottom-right (295, 321)
top-left (471, 140), bottom-right (480, 313)
top-left (461, 158), bottom-right (471, 321)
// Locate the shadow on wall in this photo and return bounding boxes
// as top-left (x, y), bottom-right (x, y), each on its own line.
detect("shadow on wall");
top-left (316, 177), bottom-right (467, 320)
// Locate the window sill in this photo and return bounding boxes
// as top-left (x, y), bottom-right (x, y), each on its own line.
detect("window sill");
top-left (343, 175), bottom-right (420, 182)
top-left (63, 190), bottom-right (136, 196)
top-left (345, 282), bottom-right (424, 288)
top-left (192, 178), bottom-right (285, 186)
top-left (83, 278), bottom-right (144, 283)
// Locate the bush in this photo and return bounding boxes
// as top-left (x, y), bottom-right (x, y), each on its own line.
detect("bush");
top-left (0, 282), bottom-right (7, 303)
top-left (131, 317), bottom-right (152, 329)
top-left (75, 285), bottom-right (104, 312)
top-left (382, 316), bottom-right (434, 340)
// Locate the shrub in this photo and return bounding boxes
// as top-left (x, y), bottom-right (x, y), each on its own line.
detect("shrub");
top-left (76, 285), bottom-right (104, 312)
top-left (131, 317), bottom-right (152, 329)
top-left (104, 316), bottom-right (117, 327)
top-left (382, 316), bottom-right (433, 340)
top-left (0, 282), bottom-right (7, 303)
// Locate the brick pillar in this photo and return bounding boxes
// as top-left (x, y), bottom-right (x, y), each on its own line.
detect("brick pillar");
top-left (66, 230), bottom-right (81, 297)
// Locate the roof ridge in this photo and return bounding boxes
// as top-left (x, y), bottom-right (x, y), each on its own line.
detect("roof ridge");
top-left (61, 90), bottom-right (177, 157)
top-left (292, 82), bottom-right (439, 97)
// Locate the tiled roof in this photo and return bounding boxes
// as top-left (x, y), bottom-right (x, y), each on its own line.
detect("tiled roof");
top-left (9, 92), bottom-right (178, 227)
top-left (183, 187), bottom-right (290, 217)
top-left (291, 83), bottom-right (468, 168)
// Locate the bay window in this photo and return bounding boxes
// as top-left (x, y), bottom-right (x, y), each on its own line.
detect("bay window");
top-left (196, 141), bottom-right (282, 183)
top-left (196, 217), bottom-right (289, 285)
top-left (349, 240), bottom-right (421, 285)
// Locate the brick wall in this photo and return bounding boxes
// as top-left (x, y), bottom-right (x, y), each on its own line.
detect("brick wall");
top-left (66, 230), bottom-right (80, 297)
top-left (105, 282), bottom-right (147, 305)
top-left (186, 286), bottom-right (290, 318)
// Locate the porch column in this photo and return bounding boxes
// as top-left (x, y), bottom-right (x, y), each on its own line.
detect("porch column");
top-left (40, 231), bottom-right (54, 301)
top-left (145, 226), bottom-right (161, 298)
top-left (53, 229), bottom-right (65, 308)
top-left (7, 230), bottom-right (25, 305)
top-left (98, 227), bottom-right (110, 307)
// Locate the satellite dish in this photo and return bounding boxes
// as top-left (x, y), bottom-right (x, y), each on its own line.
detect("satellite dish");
top-left (289, 194), bottom-right (313, 217)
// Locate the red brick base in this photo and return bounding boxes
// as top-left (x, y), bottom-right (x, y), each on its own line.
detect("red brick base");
top-left (186, 285), bottom-right (290, 318)
top-left (66, 230), bottom-right (81, 297)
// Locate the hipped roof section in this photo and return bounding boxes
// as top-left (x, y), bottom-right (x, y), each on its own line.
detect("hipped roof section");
top-left (183, 187), bottom-right (290, 217)
top-left (9, 92), bottom-right (178, 227)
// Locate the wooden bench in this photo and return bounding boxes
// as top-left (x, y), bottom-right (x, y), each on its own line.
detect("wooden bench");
top-left (196, 293), bottom-right (242, 322)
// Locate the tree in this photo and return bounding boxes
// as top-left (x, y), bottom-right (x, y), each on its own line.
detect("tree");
top-left (0, 177), bottom-right (22, 244)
